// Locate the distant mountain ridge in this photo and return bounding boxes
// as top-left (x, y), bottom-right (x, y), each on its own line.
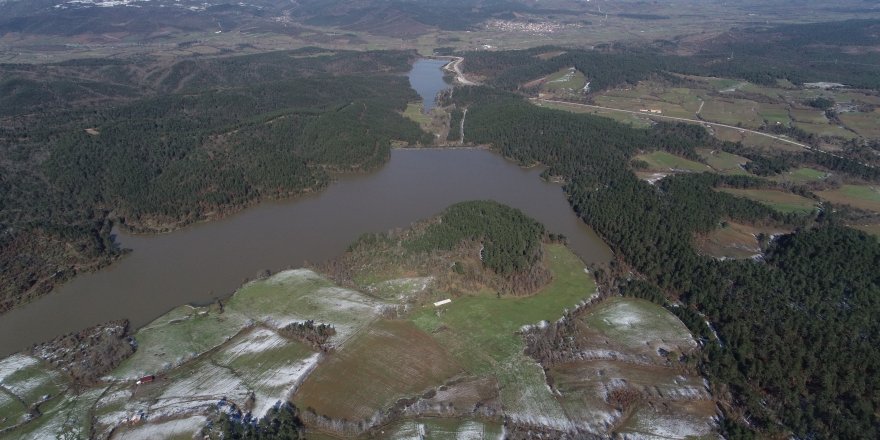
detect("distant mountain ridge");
top-left (0, 0), bottom-right (574, 38)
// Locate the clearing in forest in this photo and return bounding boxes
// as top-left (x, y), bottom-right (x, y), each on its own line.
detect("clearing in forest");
top-left (634, 151), bottom-right (712, 173)
top-left (695, 221), bottom-right (786, 259)
top-left (852, 223), bottom-right (880, 238)
top-left (542, 67), bottom-right (587, 92)
top-left (718, 188), bottom-right (817, 214)
top-left (696, 149), bottom-right (751, 176)
top-left (817, 185), bottom-right (880, 213)
top-left (539, 296), bottom-right (714, 436)
top-left (401, 102), bottom-right (432, 126)
top-left (772, 167), bottom-right (828, 184)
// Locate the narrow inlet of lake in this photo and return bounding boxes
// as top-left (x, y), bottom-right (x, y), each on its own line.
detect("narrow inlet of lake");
top-left (408, 58), bottom-right (451, 113)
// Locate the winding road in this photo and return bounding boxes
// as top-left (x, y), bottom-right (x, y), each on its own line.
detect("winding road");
top-left (436, 56), bottom-right (477, 86)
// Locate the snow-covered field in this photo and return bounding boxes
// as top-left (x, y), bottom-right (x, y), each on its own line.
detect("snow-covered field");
top-left (587, 298), bottom-right (698, 360)
top-left (0, 268), bottom-right (718, 439)
top-left (366, 276), bottom-right (434, 300)
top-left (382, 418), bottom-right (505, 440)
top-left (496, 353), bottom-right (573, 431)
top-left (113, 415), bottom-right (206, 440)
top-left (228, 269), bottom-right (387, 345)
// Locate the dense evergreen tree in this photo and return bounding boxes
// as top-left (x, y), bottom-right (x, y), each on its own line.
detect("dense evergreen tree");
top-left (0, 49), bottom-right (431, 312)
top-left (448, 86), bottom-right (879, 437)
top-left (407, 200), bottom-right (545, 276)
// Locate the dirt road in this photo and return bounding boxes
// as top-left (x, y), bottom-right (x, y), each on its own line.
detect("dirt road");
top-left (436, 56), bottom-right (477, 86)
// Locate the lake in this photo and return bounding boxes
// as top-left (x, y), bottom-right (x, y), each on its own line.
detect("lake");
top-left (0, 149), bottom-right (611, 356)
top-left (408, 58), bottom-right (451, 113)
top-left (0, 59), bottom-right (612, 356)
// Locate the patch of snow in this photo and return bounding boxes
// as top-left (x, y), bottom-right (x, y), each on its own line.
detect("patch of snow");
top-left (220, 328), bottom-right (286, 358)
top-left (602, 303), bottom-right (643, 327)
top-left (641, 173), bottom-right (668, 185)
top-left (366, 276), bottom-right (434, 299)
top-left (250, 352), bottom-right (320, 417)
top-left (56, 0), bottom-right (152, 8)
top-left (264, 268), bottom-right (323, 286)
top-left (804, 82), bottom-right (846, 90)
top-left (618, 405), bottom-right (715, 439)
top-left (0, 354), bottom-right (39, 383)
top-left (159, 363), bottom-right (249, 407)
top-left (115, 415), bottom-right (206, 440)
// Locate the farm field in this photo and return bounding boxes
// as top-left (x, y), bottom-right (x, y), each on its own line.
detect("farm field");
top-left (794, 121), bottom-right (858, 140)
top-left (226, 269), bottom-right (387, 343)
top-left (699, 98), bottom-right (762, 128)
top-left (694, 221), bottom-right (786, 259)
top-left (0, 354), bottom-right (71, 435)
top-left (402, 102), bottom-right (432, 126)
top-left (772, 167), bottom-right (828, 184)
top-left (634, 151), bottom-right (712, 173)
top-left (852, 224), bottom-right (880, 238)
top-left (591, 76), bottom-right (880, 157)
top-left (696, 149), bottom-right (750, 176)
top-left (616, 400), bottom-right (719, 439)
top-left (532, 100), bottom-right (653, 128)
top-left (593, 94), bottom-right (695, 119)
top-left (718, 188), bottom-right (817, 214)
top-left (410, 244), bottom-right (592, 428)
top-left (789, 107), bottom-right (828, 125)
top-left (0, 244), bottom-right (720, 438)
top-left (817, 185), bottom-right (880, 213)
top-left (293, 319), bottom-right (462, 421)
top-left (757, 104), bottom-right (791, 125)
top-left (542, 67), bottom-right (587, 92)
top-left (710, 126), bottom-right (804, 152)
top-left (542, 297), bottom-right (713, 435)
top-left (574, 297), bottom-right (698, 362)
top-left (374, 418), bottom-right (504, 439)
top-left (839, 111), bottom-right (880, 138)
top-left (0, 269), bottom-right (384, 439)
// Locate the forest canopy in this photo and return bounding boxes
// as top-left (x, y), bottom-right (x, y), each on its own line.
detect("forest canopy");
top-left (445, 85), bottom-right (879, 438)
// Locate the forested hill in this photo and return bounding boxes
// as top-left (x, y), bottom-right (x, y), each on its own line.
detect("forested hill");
top-left (446, 86), bottom-right (880, 438)
top-left (0, 49), bottom-right (432, 315)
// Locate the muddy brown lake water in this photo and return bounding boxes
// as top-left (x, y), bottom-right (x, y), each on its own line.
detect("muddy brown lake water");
top-left (0, 149), bottom-right (612, 356)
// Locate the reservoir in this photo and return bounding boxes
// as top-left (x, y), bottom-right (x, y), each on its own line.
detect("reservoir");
top-left (0, 60), bottom-right (611, 356)
top-left (408, 58), bottom-right (450, 112)
top-left (0, 149), bottom-right (612, 356)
